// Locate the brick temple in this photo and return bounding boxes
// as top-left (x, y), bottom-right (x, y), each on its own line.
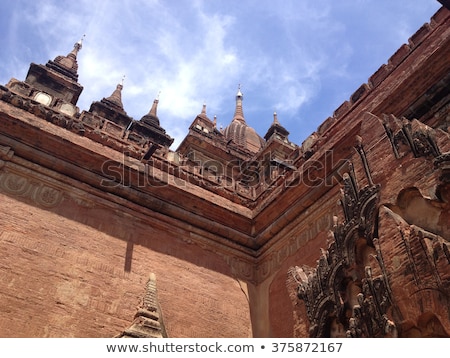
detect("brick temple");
top-left (0, 5), bottom-right (449, 338)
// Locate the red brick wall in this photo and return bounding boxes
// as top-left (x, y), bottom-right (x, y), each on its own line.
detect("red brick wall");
top-left (268, 230), bottom-right (328, 337)
top-left (0, 192), bottom-right (252, 338)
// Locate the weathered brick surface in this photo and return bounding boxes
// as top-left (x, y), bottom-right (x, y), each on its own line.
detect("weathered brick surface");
top-left (0, 192), bottom-right (251, 337)
top-left (269, 230), bottom-right (329, 337)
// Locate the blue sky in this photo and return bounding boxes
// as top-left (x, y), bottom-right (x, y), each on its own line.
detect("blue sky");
top-left (0, 0), bottom-right (443, 149)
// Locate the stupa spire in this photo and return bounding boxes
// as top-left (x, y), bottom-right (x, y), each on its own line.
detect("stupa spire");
top-left (264, 111), bottom-right (290, 141)
top-left (141, 91), bottom-right (161, 127)
top-left (105, 82), bottom-right (124, 110)
top-left (273, 111), bottom-right (280, 125)
top-left (232, 84), bottom-right (245, 122)
top-left (48, 35), bottom-right (85, 81)
top-left (197, 101), bottom-right (211, 121)
top-left (67, 35), bottom-right (85, 61)
top-left (149, 92), bottom-right (160, 118)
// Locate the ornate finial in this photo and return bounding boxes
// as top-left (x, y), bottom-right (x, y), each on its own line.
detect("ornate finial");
top-left (201, 102), bottom-right (207, 115)
top-left (236, 83), bottom-right (243, 98)
top-left (273, 111), bottom-right (280, 124)
top-left (121, 75), bottom-right (126, 86)
top-left (233, 84), bottom-right (245, 122)
top-left (76, 34), bottom-right (85, 49)
top-left (55, 36), bottom-right (84, 70)
top-left (47, 36), bottom-right (85, 81)
top-left (70, 34), bottom-right (85, 57)
top-left (213, 115), bottom-right (217, 128)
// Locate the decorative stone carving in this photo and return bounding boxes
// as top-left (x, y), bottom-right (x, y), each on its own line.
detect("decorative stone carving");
top-left (434, 152), bottom-right (450, 204)
top-left (0, 169), bottom-right (63, 209)
top-left (292, 120), bottom-right (450, 337)
top-left (116, 274), bottom-right (167, 338)
top-left (33, 185), bottom-right (64, 208)
top-left (292, 139), bottom-right (395, 337)
top-left (435, 152), bottom-right (450, 183)
top-left (382, 114), bottom-right (441, 159)
top-left (346, 264), bottom-right (397, 338)
top-left (377, 205), bottom-right (450, 337)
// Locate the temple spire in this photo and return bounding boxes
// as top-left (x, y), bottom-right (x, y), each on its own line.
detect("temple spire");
top-left (197, 101), bottom-right (212, 122)
top-left (131, 91), bottom-right (174, 154)
top-left (264, 111), bottom-right (290, 141)
top-left (50, 36), bottom-right (85, 78)
top-left (233, 84), bottom-right (245, 122)
top-left (141, 92), bottom-right (161, 127)
top-left (273, 111), bottom-right (280, 125)
top-left (26, 37), bottom-right (85, 104)
top-left (149, 94), bottom-right (159, 119)
top-left (105, 83), bottom-right (124, 110)
top-left (67, 35), bottom-right (85, 61)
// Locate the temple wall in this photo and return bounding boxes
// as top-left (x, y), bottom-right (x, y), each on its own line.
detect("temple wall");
top-left (0, 169), bottom-right (252, 338)
top-left (255, 108), bottom-right (450, 338)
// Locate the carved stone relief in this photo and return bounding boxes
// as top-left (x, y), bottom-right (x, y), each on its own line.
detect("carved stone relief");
top-left (290, 138), bottom-right (396, 337)
top-left (382, 114), bottom-right (442, 159)
top-left (434, 152), bottom-right (450, 204)
top-left (377, 204), bottom-right (449, 337)
top-left (116, 274), bottom-right (167, 338)
top-left (291, 128), bottom-right (450, 337)
top-left (0, 169), bottom-right (63, 209)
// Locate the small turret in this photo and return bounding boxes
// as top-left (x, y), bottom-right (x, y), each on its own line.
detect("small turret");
top-left (23, 37), bottom-right (85, 106)
top-left (128, 94), bottom-right (174, 158)
top-left (264, 111), bottom-right (290, 141)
